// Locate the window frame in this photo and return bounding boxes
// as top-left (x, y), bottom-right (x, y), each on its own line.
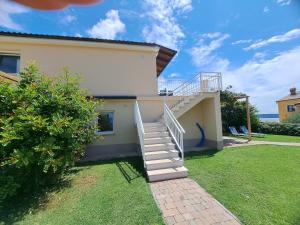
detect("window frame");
top-left (96, 111), bottom-right (115, 135)
top-left (287, 105), bottom-right (296, 112)
top-left (0, 53), bottom-right (20, 75)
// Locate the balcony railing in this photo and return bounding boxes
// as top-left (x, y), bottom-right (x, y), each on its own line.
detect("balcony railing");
top-left (158, 72), bottom-right (222, 96)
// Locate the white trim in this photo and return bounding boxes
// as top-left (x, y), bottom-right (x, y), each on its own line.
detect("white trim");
top-left (0, 53), bottom-right (21, 74)
top-left (96, 131), bottom-right (114, 136)
top-left (96, 111), bottom-right (115, 135)
top-left (0, 36), bottom-right (160, 53)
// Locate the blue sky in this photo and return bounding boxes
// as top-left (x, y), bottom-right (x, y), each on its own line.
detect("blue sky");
top-left (1, 0), bottom-right (300, 113)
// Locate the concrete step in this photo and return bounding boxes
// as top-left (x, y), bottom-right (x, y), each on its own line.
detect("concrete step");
top-left (147, 166), bottom-right (188, 182)
top-left (146, 157), bottom-right (182, 170)
top-left (144, 143), bottom-right (175, 152)
top-left (144, 137), bottom-right (172, 145)
top-left (144, 131), bottom-right (169, 139)
top-left (144, 125), bottom-right (167, 132)
top-left (143, 122), bottom-right (164, 128)
top-left (145, 149), bottom-right (178, 160)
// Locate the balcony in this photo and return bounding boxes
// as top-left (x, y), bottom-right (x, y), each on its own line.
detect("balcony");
top-left (158, 72), bottom-right (222, 96)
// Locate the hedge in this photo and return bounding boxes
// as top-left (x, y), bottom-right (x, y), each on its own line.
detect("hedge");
top-left (257, 122), bottom-right (300, 136)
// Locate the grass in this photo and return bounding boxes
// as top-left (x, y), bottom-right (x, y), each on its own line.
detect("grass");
top-left (234, 134), bottom-right (300, 143)
top-left (185, 145), bottom-right (300, 225)
top-left (0, 158), bottom-right (164, 225)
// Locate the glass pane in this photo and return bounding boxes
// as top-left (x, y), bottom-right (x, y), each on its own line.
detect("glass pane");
top-left (0, 55), bottom-right (20, 74)
top-left (98, 112), bottom-right (114, 132)
top-left (287, 105), bottom-right (295, 112)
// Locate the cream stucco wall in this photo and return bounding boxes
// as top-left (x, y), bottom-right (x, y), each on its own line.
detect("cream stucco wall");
top-left (178, 103), bottom-right (204, 140)
top-left (0, 40), bottom-right (158, 96)
top-left (177, 94), bottom-right (223, 150)
top-left (92, 99), bottom-right (137, 146)
top-left (137, 96), bottom-right (181, 122)
top-left (93, 95), bottom-right (222, 147)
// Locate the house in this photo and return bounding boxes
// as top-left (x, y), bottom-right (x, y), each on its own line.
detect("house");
top-left (276, 87), bottom-right (300, 122)
top-left (0, 31), bottom-right (223, 181)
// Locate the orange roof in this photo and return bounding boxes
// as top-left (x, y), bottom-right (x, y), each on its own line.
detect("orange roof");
top-left (276, 92), bottom-right (300, 102)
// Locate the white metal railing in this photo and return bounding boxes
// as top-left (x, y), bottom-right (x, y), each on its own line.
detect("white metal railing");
top-left (160, 72), bottom-right (222, 109)
top-left (158, 72), bottom-right (221, 95)
top-left (158, 78), bottom-right (186, 95)
top-left (134, 101), bottom-right (146, 168)
top-left (163, 103), bottom-right (185, 161)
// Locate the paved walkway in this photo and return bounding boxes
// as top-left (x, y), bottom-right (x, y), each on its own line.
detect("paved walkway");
top-left (223, 136), bottom-right (300, 148)
top-left (150, 178), bottom-right (241, 225)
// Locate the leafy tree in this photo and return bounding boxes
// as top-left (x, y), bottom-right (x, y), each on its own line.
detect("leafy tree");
top-left (220, 86), bottom-right (259, 133)
top-left (0, 64), bottom-right (99, 200)
top-left (283, 112), bottom-right (300, 124)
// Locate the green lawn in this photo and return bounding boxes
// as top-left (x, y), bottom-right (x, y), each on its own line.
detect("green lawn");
top-left (185, 145), bottom-right (300, 225)
top-left (0, 158), bottom-right (163, 225)
top-left (236, 134), bottom-right (300, 143)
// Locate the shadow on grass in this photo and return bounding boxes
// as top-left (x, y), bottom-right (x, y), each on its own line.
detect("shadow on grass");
top-left (77, 156), bottom-right (145, 183)
top-left (185, 149), bottom-right (219, 160)
top-left (0, 157), bottom-right (145, 224)
top-left (0, 168), bottom-right (82, 225)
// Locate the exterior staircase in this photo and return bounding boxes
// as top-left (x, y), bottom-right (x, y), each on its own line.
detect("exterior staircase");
top-left (135, 73), bottom-right (222, 182)
top-left (143, 122), bottom-right (188, 182)
top-left (170, 94), bottom-right (206, 118)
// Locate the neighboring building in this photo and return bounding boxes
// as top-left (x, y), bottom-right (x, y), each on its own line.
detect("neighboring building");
top-left (276, 87), bottom-right (300, 122)
top-left (0, 31), bottom-right (223, 181)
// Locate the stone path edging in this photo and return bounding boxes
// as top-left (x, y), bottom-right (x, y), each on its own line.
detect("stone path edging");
top-left (223, 136), bottom-right (300, 148)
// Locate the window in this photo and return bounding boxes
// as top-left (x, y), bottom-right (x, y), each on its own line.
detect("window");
top-left (0, 54), bottom-right (20, 74)
top-left (97, 112), bottom-right (114, 135)
top-left (287, 105), bottom-right (295, 112)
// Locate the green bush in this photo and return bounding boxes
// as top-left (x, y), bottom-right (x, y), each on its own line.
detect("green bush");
top-left (257, 122), bottom-right (300, 136)
top-left (0, 64), bottom-right (99, 200)
top-left (221, 87), bottom-right (259, 133)
top-left (283, 112), bottom-right (300, 124)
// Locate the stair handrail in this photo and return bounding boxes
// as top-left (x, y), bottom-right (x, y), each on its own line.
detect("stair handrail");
top-left (163, 103), bottom-right (185, 161)
top-left (172, 72), bottom-right (222, 96)
top-left (134, 101), bottom-right (146, 168)
top-left (163, 72), bottom-right (221, 109)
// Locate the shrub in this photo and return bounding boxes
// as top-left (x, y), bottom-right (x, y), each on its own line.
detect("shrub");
top-left (221, 87), bottom-right (259, 133)
top-left (0, 64), bottom-right (99, 200)
top-left (283, 112), bottom-right (300, 124)
top-left (257, 122), bottom-right (300, 136)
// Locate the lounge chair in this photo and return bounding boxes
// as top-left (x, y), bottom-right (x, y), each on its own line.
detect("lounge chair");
top-left (240, 126), bottom-right (265, 137)
top-left (228, 126), bottom-right (247, 136)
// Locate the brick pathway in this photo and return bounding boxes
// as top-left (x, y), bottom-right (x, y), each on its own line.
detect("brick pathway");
top-left (150, 178), bottom-right (241, 225)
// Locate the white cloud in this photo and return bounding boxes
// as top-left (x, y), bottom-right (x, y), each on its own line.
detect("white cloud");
top-left (190, 32), bottom-right (300, 112)
top-left (142, 0), bottom-right (192, 50)
top-left (244, 28), bottom-right (300, 50)
top-left (0, 0), bottom-right (29, 30)
top-left (169, 73), bottom-right (181, 78)
top-left (277, 0), bottom-right (292, 6)
top-left (190, 33), bottom-right (230, 71)
top-left (263, 6), bottom-right (269, 13)
top-left (62, 14), bottom-right (76, 24)
top-left (222, 46), bottom-right (300, 113)
top-left (75, 33), bottom-right (82, 37)
top-left (232, 39), bottom-right (252, 45)
top-left (87, 10), bottom-right (125, 39)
